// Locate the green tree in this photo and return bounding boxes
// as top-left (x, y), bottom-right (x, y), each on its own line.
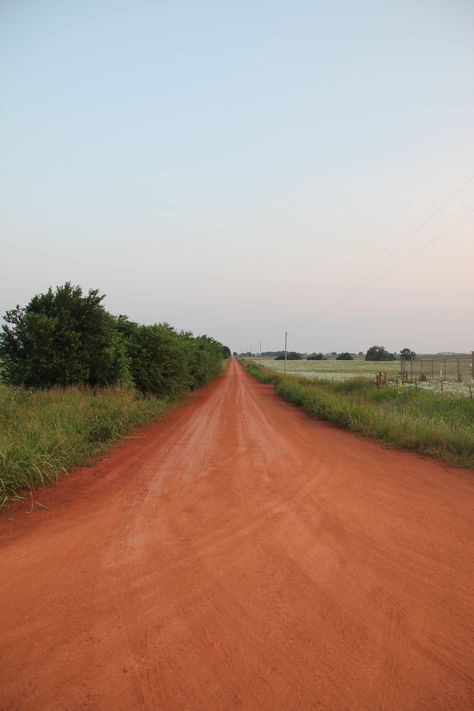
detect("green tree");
top-left (125, 323), bottom-right (191, 397)
top-left (0, 283), bottom-right (129, 387)
top-left (400, 347), bottom-right (416, 361)
top-left (116, 319), bottom-right (229, 395)
top-left (181, 333), bottom-right (224, 389)
top-left (365, 345), bottom-right (396, 361)
top-left (274, 352), bottom-right (303, 360)
top-left (336, 352), bottom-right (353, 360)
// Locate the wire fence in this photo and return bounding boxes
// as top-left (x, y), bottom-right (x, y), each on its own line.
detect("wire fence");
top-left (253, 355), bottom-right (474, 394)
top-left (400, 356), bottom-right (472, 383)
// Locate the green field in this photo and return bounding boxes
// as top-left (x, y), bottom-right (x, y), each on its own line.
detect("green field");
top-left (251, 356), bottom-right (474, 396)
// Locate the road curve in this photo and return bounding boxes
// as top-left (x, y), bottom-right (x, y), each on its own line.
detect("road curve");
top-left (1, 358), bottom-right (473, 710)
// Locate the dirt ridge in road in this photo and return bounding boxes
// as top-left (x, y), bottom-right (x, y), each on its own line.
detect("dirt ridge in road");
top-left (1, 359), bottom-right (473, 710)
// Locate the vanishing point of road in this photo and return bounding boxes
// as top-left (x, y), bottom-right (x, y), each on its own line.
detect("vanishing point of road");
top-left (1, 359), bottom-right (473, 710)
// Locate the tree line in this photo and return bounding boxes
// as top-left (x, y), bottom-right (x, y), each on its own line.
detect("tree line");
top-left (243, 346), bottom-right (416, 362)
top-left (0, 283), bottom-right (230, 396)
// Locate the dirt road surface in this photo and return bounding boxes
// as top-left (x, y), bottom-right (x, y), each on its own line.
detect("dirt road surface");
top-left (1, 359), bottom-right (473, 710)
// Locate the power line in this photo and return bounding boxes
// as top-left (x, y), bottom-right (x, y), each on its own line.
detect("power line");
top-left (314, 207), bottom-right (474, 321)
top-left (362, 207), bottom-right (474, 287)
top-left (353, 174), bottom-right (474, 281)
top-left (304, 174), bottom-right (474, 324)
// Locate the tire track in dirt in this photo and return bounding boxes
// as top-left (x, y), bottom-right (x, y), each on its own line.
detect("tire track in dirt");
top-left (1, 359), bottom-right (473, 710)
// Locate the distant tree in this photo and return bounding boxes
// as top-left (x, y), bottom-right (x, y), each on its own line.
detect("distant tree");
top-left (274, 352), bottom-right (303, 360)
top-left (336, 352), bottom-right (353, 360)
top-left (307, 352), bottom-right (327, 360)
top-left (400, 347), bottom-right (416, 361)
top-left (365, 345), bottom-right (396, 361)
top-left (0, 283), bottom-right (130, 387)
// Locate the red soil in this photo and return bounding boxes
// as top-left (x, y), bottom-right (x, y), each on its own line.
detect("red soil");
top-left (1, 358), bottom-right (473, 710)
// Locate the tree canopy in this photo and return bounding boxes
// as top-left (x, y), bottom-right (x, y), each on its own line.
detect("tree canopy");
top-left (274, 352), bottom-right (303, 360)
top-left (0, 284), bottom-right (128, 387)
top-left (1, 283), bottom-right (230, 395)
top-left (365, 345), bottom-right (396, 361)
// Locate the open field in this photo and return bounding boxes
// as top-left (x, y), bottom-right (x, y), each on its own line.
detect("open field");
top-left (252, 355), bottom-right (474, 396)
top-left (243, 360), bottom-right (474, 467)
top-left (1, 359), bottom-right (473, 710)
top-left (0, 383), bottom-right (169, 507)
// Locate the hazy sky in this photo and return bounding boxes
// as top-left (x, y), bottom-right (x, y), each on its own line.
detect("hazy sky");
top-left (1, 0), bottom-right (473, 353)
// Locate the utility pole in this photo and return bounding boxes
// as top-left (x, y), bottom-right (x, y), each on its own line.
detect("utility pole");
top-left (284, 331), bottom-right (288, 375)
top-left (259, 341), bottom-right (262, 357)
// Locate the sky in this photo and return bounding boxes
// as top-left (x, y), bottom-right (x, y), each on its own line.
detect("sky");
top-left (1, 0), bottom-right (473, 354)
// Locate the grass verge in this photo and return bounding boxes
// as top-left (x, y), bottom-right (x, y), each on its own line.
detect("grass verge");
top-left (242, 360), bottom-right (474, 468)
top-left (0, 384), bottom-right (171, 508)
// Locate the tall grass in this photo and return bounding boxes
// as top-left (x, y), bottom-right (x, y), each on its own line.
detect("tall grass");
top-left (242, 361), bottom-right (474, 468)
top-left (0, 384), bottom-right (170, 507)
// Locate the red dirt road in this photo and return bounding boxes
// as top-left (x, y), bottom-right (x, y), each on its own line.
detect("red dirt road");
top-left (1, 359), bottom-right (473, 710)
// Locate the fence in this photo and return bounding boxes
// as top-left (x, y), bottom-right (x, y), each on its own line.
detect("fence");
top-left (399, 356), bottom-right (473, 383)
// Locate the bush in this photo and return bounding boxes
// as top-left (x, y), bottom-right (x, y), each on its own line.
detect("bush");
top-left (0, 283), bottom-right (130, 388)
top-left (336, 352), bottom-right (353, 360)
top-left (119, 322), bottom-right (189, 397)
top-left (185, 334), bottom-right (226, 389)
top-left (1, 285), bottom-right (230, 397)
